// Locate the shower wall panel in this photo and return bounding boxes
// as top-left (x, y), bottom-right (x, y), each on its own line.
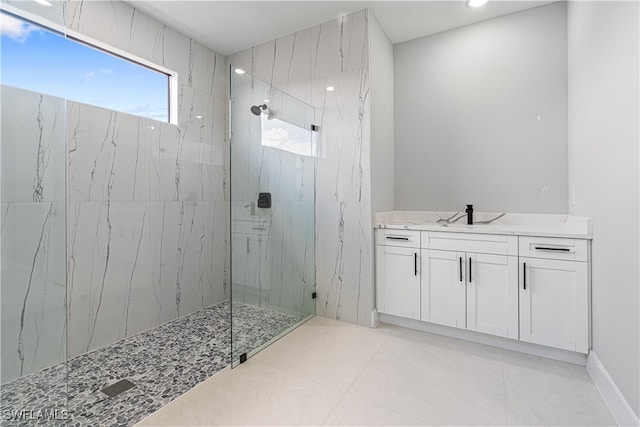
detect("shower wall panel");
top-left (229, 10), bottom-right (374, 326)
top-left (66, 95), bottom-right (227, 357)
top-left (1, 86), bottom-right (67, 383)
top-left (60, 0), bottom-right (229, 357)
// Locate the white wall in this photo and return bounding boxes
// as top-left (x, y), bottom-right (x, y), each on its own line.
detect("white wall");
top-left (394, 3), bottom-right (568, 213)
top-left (370, 11), bottom-right (395, 215)
top-left (568, 0), bottom-right (640, 419)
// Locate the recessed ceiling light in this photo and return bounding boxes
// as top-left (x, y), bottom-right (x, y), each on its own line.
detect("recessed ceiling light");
top-left (33, 0), bottom-right (53, 6)
top-left (466, 0), bottom-right (489, 8)
top-left (195, 115), bottom-right (203, 119)
top-left (326, 86), bottom-right (335, 92)
top-left (264, 99), bottom-right (270, 103)
top-left (234, 68), bottom-right (245, 75)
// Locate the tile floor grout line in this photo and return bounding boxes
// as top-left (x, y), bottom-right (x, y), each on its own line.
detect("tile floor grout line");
top-left (501, 348), bottom-right (509, 426)
top-left (318, 329), bottom-right (393, 426)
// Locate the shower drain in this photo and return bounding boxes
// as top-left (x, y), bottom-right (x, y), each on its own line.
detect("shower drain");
top-left (100, 379), bottom-right (137, 398)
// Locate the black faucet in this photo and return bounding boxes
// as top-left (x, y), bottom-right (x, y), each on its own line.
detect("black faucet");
top-left (466, 204), bottom-right (474, 225)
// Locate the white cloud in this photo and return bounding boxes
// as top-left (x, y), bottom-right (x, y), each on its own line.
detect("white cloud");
top-left (83, 71), bottom-right (97, 82)
top-left (0, 14), bottom-right (41, 43)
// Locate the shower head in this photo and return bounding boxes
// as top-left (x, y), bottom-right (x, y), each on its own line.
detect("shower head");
top-left (250, 104), bottom-right (268, 116)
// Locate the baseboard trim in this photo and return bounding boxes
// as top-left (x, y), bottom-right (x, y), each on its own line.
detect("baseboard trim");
top-left (371, 309), bottom-right (380, 328)
top-left (379, 313), bottom-right (588, 365)
top-left (587, 352), bottom-right (640, 426)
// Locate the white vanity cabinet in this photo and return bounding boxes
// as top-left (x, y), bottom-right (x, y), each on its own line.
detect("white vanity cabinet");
top-left (519, 237), bottom-right (589, 353)
top-left (375, 229), bottom-right (421, 320)
top-left (421, 232), bottom-right (519, 339)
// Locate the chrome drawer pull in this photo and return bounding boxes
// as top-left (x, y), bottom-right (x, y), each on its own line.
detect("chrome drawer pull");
top-left (386, 236), bottom-right (410, 241)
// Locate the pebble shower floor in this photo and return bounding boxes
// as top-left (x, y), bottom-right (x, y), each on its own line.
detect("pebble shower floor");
top-left (0, 302), bottom-right (301, 426)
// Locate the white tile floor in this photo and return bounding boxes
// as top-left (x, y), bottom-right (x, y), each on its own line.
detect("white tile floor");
top-left (136, 316), bottom-right (616, 426)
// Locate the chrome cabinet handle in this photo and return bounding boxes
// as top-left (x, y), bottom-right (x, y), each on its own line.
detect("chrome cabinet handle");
top-left (523, 262), bottom-right (527, 290)
top-left (414, 253), bottom-right (418, 276)
top-left (459, 257), bottom-right (463, 282)
top-left (386, 236), bottom-right (409, 241)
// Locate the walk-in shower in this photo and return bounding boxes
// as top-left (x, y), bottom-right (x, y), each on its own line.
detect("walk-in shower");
top-left (0, 63), bottom-right (316, 427)
top-left (230, 68), bottom-right (317, 365)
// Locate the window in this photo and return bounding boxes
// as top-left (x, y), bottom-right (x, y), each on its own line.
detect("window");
top-left (261, 115), bottom-right (316, 157)
top-left (0, 11), bottom-right (170, 122)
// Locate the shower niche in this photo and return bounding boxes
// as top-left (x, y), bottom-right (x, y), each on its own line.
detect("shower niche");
top-left (230, 69), bottom-right (317, 365)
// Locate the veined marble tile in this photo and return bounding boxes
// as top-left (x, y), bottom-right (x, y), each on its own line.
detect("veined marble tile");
top-left (67, 201), bottom-right (151, 357)
top-left (265, 201), bottom-right (316, 318)
top-left (1, 86), bottom-right (66, 203)
top-left (148, 201), bottom-right (218, 323)
top-left (1, 202), bottom-right (66, 383)
top-left (68, 102), bottom-right (150, 203)
top-left (1, 0), bottom-right (65, 27)
top-left (229, 8), bottom-right (372, 328)
top-left (66, 0), bottom-right (227, 99)
top-left (313, 67), bottom-right (371, 203)
top-left (316, 200), bottom-right (372, 326)
top-left (311, 9), bottom-right (369, 80)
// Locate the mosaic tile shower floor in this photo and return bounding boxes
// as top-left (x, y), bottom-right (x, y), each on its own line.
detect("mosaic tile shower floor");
top-left (0, 302), bottom-right (302, 427)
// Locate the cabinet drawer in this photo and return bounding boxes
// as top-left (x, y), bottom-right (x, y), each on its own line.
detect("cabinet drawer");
top-left (426, 232), bottom-right (518, 256)
top-left (376, 228), bottom-right (421, 248)
top-left (519, 236), bottom-right (588, 262)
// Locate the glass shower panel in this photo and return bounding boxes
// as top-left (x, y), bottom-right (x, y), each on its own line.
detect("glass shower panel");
top-left (230, 70), bottom-right (316, 365)
top-left (1, 85), bottom-right (68, 422)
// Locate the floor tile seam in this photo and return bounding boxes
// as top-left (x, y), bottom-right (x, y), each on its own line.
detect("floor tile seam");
top-left (317, 382), bottom-right (351, 426)
top-left (366, 351), bottom-right (506, 389)
top-left (246, 358), bottom-right (350, 398)
top-left (500, 349), bottom-right (509, 425)
top-left (341, 387), bottom-right (436, 426)
top-left (331, 392), bottom-right (437, 427)
top-left (333, 329), bottom-right (394, 394)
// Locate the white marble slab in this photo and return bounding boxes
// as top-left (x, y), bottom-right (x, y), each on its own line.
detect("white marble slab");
top-left (1, 86), bottom-right (65, 203)
top-left (66, 0), bottom-right (228, 99)
top-left (2, 0), bottom-right (230, 374)
top-left (230, 9), bottom-right (373, 327)
top-left (374, 211), bottom-right (593, 239)
top-left (0, 202), bottom-right (66, 383)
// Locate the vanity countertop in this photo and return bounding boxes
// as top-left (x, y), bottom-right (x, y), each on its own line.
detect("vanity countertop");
top-left (374, 211), bottom-right (593, 239)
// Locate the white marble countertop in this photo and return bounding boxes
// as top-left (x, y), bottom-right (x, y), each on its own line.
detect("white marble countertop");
top-left (374, 211), bottom-right (593, 239)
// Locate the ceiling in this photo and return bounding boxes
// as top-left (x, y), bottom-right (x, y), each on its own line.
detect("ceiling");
top-left (128, 1), bottom-right (556, 56)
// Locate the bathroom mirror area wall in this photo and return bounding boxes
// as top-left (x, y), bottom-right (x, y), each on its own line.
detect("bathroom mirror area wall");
top-left (393, 2), bottom-right (568, 214)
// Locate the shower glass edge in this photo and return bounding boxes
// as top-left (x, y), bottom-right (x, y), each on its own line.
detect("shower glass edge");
top-left (229, 66), bottom-right (316, 367)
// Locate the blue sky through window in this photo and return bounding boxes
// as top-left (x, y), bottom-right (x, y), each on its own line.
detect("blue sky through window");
top-left (0, 11), bottom-right (169, 122)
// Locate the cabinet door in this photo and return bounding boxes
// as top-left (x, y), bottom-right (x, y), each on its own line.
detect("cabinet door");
top-left (466, 253), bottom-right (518, 339)
top-left (421, 249), bottom-right (466, 328)
top-left (519, 257), bottom-right (589, 353)
top-left (376, 245), bottom-right (420, 319)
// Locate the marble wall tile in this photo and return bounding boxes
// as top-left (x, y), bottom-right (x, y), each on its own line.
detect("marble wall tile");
top-left (1, 202), bottom-right (66, 383)
top-left (68, 102), bottom-right (150, 203)
top-left (67, 201), bottom-right (151, 357)
top-left (229, 9), bottom-right (374, 327)
top-left (315, 198), bottom-right (372, 326)
top-left (1, 86), bottom-right (65, 203)
top-left (1, 87), bottom-right (67, 383)
top-left (1, 0), bottom-right (65, 28)
top-left (68, 99), bottom-right (227, 355)
top-left (3, 0), bottom-right (230, 376)
top-left (266, 201), bottom-right (316, 318)
top-left (66, 0), bottom-right (228, 99)
top-left (310, 10), bottom-right (369, 80)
